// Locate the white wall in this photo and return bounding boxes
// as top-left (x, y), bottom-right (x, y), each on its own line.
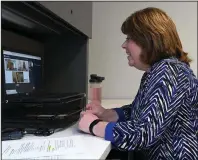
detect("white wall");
top-left (89, 2), bottom-right (197, 99)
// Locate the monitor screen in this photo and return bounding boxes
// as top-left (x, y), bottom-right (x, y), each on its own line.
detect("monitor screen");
top-left (3, 50), bottom-right (42, 95)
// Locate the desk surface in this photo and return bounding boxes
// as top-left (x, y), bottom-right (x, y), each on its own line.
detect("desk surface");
top-left (20, 123), bottom-right (111, 159)
top-left (2, 99), bottom-right (131, 159)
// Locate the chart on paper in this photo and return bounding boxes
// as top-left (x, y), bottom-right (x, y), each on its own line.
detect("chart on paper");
top-left (24, 153), bottom-right (89, 160)
top-left (2, 136), bottom-right (93, 159)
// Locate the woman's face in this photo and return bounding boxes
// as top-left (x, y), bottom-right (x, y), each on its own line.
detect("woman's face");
top-left (122, 37), bottom-right (150, 71)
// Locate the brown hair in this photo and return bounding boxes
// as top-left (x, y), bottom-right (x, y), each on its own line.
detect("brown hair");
top-left (121, 7), bottom-right (192, 66)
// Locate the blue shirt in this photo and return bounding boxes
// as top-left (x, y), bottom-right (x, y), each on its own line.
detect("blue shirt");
top-left (105, 58), bottom-right (198, 160)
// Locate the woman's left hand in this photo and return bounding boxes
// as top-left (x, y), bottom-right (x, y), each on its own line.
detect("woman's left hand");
top-left (78, 111), bottom-right (99, 134)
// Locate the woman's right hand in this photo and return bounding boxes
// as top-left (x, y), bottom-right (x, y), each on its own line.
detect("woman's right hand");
top-left (85, 101), bottom-right (106, 118)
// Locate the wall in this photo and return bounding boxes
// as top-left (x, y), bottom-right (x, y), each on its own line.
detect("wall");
top-left (89, 2), bottom-right (197, 99)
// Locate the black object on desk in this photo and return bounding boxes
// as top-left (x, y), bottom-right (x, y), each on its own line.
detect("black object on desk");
top-left (2, 92), bottom-right (86, 139)
top-left (2, 130), bottom-right (24, 141)
top-left (2, 128), bottom-right (55, 141)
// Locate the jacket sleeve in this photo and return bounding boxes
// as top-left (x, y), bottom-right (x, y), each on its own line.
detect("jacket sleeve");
top-left (105, 67), bottom-right (188, 151)
top-left (113, 104), bottom-right (134, 122)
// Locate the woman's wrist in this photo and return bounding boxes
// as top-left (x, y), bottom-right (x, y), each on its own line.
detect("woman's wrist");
top-left (97, 108), bottom-right (106, 118)
top-left (93, 121), bottom-right (108, 138)
top-left (99, 109), bottom-right (119, 122)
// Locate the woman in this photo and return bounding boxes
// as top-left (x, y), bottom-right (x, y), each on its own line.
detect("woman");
top-left (78, 7), bottom-right (198, 160)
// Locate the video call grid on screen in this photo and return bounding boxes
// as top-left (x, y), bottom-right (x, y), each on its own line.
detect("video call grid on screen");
top-left (3, 50), bottom-right (42, 95)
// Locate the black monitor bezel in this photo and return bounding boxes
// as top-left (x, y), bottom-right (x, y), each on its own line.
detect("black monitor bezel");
top-left (1, 46), bottom-right (43, 101)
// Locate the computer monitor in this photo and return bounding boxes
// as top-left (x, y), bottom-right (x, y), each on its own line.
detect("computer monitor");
top-left (2, 49), bottom-right (42, 96)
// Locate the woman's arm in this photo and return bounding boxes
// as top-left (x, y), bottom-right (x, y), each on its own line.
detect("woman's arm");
top-left (99, 109), bottom-right (119, 122)
top-left (92, 104), bottom-right (132, 122)
top-left (94, 66), bottom-right (188, 150)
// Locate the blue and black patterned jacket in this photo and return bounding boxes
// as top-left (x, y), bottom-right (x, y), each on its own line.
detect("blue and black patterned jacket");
top-left (105, 58), bottom-right (198, 160)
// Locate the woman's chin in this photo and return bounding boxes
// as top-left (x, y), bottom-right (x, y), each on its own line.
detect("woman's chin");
top-left (128, 60), bottom-right (135, 67)
top-left (128, 63), bottom-right (134, 67)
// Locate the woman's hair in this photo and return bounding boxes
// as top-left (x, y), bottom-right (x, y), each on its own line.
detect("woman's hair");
top-left (121, 7), bottom-right (191, 66)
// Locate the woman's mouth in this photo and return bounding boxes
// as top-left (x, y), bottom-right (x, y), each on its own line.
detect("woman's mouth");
top-left (126, 52), bottom-right (130, 55)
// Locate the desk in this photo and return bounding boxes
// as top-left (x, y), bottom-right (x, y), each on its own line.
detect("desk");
top-left (2, 99), bottom-right (131, 159)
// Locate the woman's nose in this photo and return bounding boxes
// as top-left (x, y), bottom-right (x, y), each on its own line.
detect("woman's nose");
top-left (122, 41), bottom-right (127, 49)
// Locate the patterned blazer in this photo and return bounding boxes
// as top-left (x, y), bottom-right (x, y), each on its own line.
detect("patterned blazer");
top-left (105, 58), bottom-right (198, 160)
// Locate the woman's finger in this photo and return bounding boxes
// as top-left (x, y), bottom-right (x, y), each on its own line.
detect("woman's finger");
top-left (80, 111), bottom-right (85, 117)
top-left (85, 110), bottom-right (94, 114)
top-left (86, 103), bottom-right (93, 110)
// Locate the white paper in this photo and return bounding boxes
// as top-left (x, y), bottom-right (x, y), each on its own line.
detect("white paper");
top-left (2, 136), bottom-right (93, 159)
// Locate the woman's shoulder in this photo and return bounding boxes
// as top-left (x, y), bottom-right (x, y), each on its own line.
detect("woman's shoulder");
top-left (146, 58), bottom-right (198, 90)
top-left (147, 58), bottom-right (178, 80)
top-left (149, 57), bottom-right (195, 77)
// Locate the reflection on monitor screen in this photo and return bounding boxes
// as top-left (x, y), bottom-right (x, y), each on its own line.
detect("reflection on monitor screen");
top-left (3, 50), bottom-right (42, 95)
